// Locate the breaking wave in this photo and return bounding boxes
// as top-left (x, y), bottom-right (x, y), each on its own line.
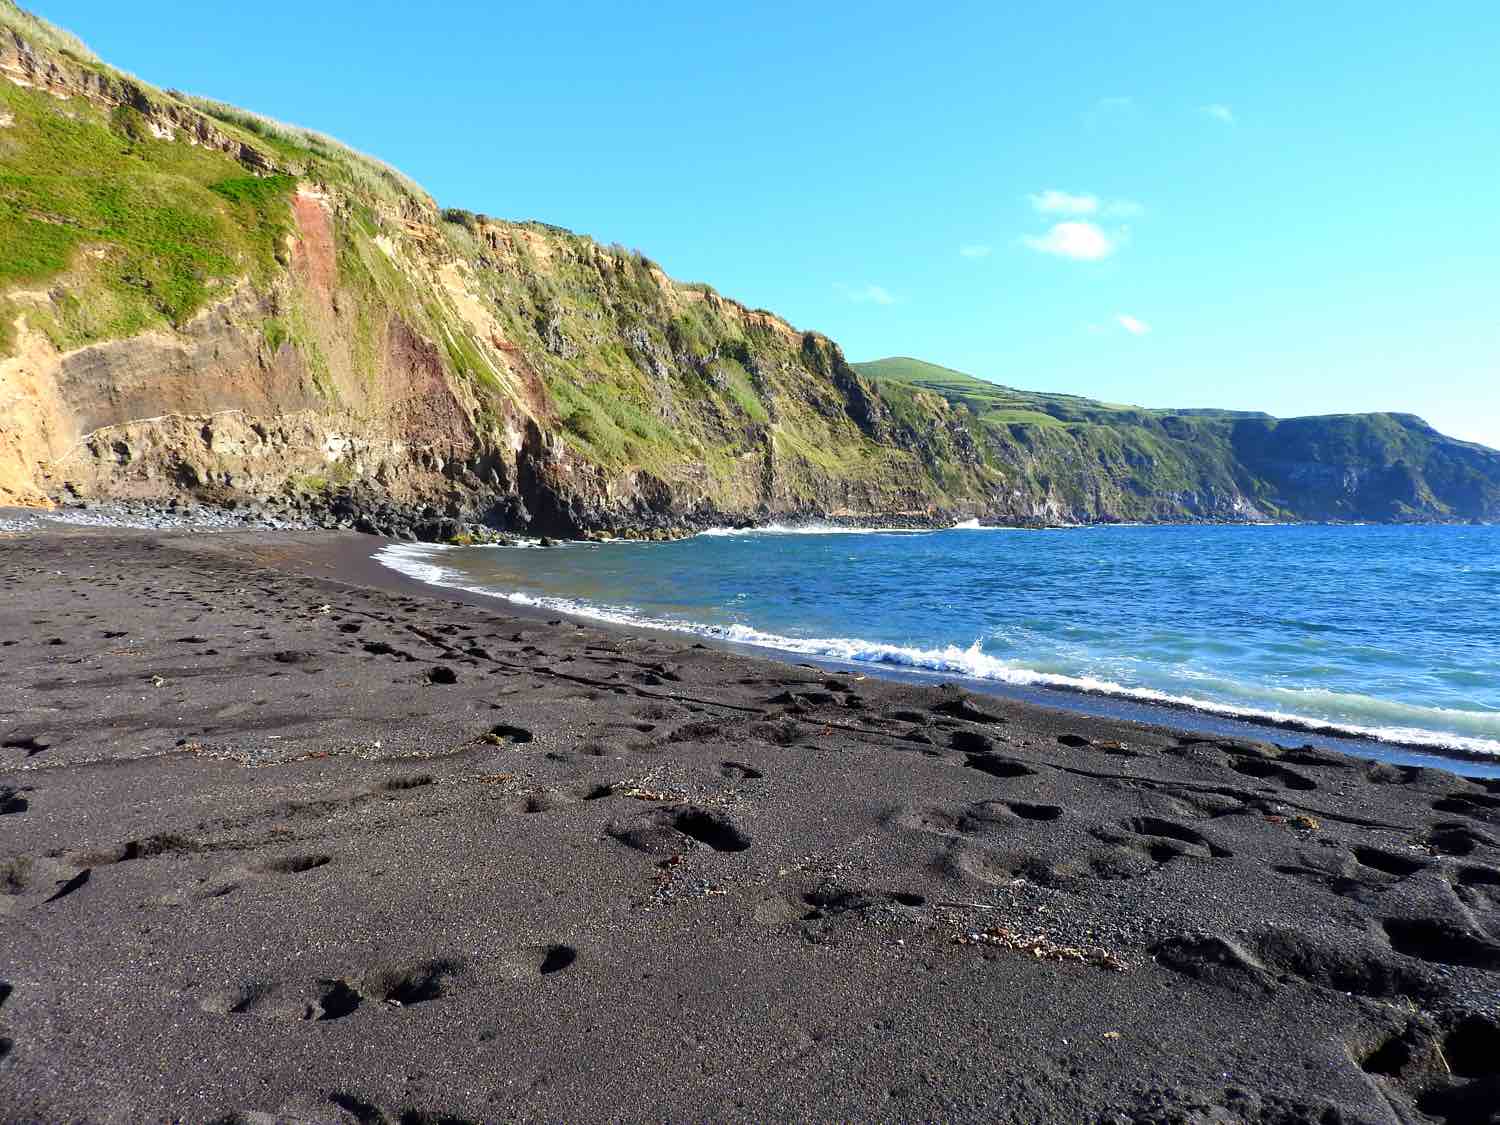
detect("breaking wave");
top-left (373, 540), bottom-right (1500, 760)
top-left (696, 523), bottom-right (932, 537)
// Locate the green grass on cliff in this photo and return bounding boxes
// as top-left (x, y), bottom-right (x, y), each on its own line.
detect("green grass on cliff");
top-left (0, 1), bottom-right (436, 359)
top-left (857, 355), bottom-right (1500, 519)
top-left (857, 355), bottom-right (1263, 505)
top-left (181, 95), bottom-right (431, 211)
top-left (859, 356), bottom-right (1150, 423)
top-left (0, 81), bottom-right (294, 349)
top-left (856, 355), bottom-right (1283, 429)
top-left (5, 2), bottom-right (1494, 525)
top-left (0, 0), bottom-right (97, 62)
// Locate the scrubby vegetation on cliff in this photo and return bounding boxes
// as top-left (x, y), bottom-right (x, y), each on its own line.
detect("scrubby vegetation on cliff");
top-left (858, 358), bottom-right (1500, 522)
top-left (2, 2), bottom-right (1497, 527)
top-left (0, 0), bottom-right (92, 61)
top-left (0, 79), bottom-right (294, 350)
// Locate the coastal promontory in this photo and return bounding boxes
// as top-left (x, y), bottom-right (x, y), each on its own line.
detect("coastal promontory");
top-left (2, 2), bottom-right (1498, 535)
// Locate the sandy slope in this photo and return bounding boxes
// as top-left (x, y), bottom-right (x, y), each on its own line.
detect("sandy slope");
top-left (1, 530), bottom-right (1497, 1123)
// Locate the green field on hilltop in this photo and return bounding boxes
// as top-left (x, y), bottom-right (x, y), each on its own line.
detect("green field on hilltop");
top-left (854, 356), bottom-right (1268, 427)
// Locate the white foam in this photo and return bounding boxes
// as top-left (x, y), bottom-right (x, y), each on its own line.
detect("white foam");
top-left (949, 519), bottom-right (1032, 531)
top-left (371, 542), bottom-right (1500, 760)
top-left (697, 522), bottom-right (930, 537)
top-left (473, 538), bottom-right (552, 549)
top-left (375, 541), bottom-right (456, 586)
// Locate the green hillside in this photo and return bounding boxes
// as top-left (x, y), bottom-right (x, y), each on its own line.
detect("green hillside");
top-left (2, 1), bottom-right (1497, 529)
top-left (856, 356), bottom-right (1265, 427)
top-left (857, 357), bottom-right (1500, 522)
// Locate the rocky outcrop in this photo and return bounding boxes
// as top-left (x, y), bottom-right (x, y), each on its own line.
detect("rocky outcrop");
top-left (0, 27), bottom-right (276, 170)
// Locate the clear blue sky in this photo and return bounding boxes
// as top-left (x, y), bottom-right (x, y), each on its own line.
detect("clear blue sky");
top-left (36, 0), bottom-right (1500, 448)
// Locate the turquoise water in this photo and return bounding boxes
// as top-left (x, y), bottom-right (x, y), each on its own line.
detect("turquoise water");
top-left (377, 523), bottom-right (1500, 760)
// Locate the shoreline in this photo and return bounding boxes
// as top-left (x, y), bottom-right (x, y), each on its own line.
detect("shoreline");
top-left (6, 512), bottom-right (1494, 772)
top-left (3, 525), bottom-right (1499, 1121)
top-left (3, 499), bottom-right (1495, 541)
top-left (364, 534), bottom-right (1500, 777)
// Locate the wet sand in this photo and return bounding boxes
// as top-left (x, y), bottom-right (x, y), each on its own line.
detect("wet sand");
top-left (2, 528), bottom-right (1498, 1123)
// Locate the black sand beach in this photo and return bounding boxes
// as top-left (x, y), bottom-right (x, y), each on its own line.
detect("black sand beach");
top-left (3, 529), bottom-right (1498, 1123)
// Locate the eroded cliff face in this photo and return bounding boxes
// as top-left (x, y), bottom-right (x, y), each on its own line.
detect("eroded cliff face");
top-left (0, 27), bottom-right (270, 169)
top-left (0, 192), bottom-right (494, 515)
top-left (2, 15), bottom-right (1497, 532)
top-left (0, 33), bottom-right (991, 533)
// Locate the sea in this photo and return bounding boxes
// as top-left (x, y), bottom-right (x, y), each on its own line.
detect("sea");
top-left (376, 522), bottom-right (1500, 776)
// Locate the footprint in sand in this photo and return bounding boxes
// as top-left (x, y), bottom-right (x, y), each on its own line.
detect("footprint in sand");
top-left (1360, 1012), bottom-right (1500, 1125)
top-left (2, 735), bottom-right (49, 758)
top-left (1433, 792), bottom-right (1500, 824)
top-left (497, 944), bottom-right (578, 980)
top-left (607, 805), bottom-right (752, 855)
top-left (1423, 821), bottom-right (1497, 857)
top-left (0, 785), bottom-right (31, 815)
top-left (1453, 864), bottom-right (1500, 923)
top-left (1383, 916), bottom-right (1500, 970)
top-left (1158, 926), bottom-right (1433, 1002)
top-left (250, 854), bottom-right (332, 876)
top-left (1366, 762), bottom-right (1422, 785)
top-left (1084, 815), bottom-right (1233, 880)
top-left (1227, 757), bottom-right (1318, 792)
top-left (1274, 845), bottom-right (1429, 905)
top-left (480, 724), bottom-right (533, 746)
top-left (962, 752), bottom-right (1037, 780)
top-left (800, 883), bottom-right (925, 921)
top-left (360, 958), bottom-right (465, 1006)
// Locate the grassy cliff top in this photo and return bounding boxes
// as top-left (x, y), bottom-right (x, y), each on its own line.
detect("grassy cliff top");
top-left (853, 355), bottom-right (1443, 433)
top-left (854, 356), bottom-right (1179, 429)
top-left (0, 0), bottom-right (95, 61)
top-left (0, 2), bottom-right (432, 209)
top-left (0, 1), bottom-right (441, 352)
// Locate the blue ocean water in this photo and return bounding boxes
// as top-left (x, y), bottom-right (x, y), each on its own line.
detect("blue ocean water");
top-left (377, 523), bottom-right (1500, 760)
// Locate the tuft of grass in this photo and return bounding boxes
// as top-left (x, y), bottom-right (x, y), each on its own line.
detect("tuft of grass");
top-left (262, 318), bottom-right (290, 353)
top-left (181, 95), bottom-right (432, 210)
top-left (0, 0), bottom-right (99, 63)
top-left (208, 173), bottom-right (295, 208)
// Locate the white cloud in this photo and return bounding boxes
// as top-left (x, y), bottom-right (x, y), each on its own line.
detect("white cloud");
top-left (838, 283), bottom-right (896, 305)
top-left (1030, 189), bottom-right (1099, 215)
top-left (1030, 190), bottom-right (1143, 220)
top-left (1116, 313), bottom-right (1151, 336)
top-left (958, 243), bottom-right (992, 259)
top-left (1023, 221), bottom-right (1116, 261)
top-left (1200, 103), bottom-right (1234, 124)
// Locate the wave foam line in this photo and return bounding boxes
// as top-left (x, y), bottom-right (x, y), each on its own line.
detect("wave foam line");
top-left (949, 518), bottom-right (1034, 531)
top-left (372, 543), bottom-right (1500, 760)
top-left (697, 522), bottom-right (932, 537)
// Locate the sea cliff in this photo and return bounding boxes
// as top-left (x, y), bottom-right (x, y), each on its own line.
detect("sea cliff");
top-left (3, 3), bottom-right (1497, 536)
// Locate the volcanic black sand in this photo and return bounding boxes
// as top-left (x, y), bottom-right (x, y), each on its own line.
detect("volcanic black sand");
top-left (2, 529), bottom-right (1498, 1124)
